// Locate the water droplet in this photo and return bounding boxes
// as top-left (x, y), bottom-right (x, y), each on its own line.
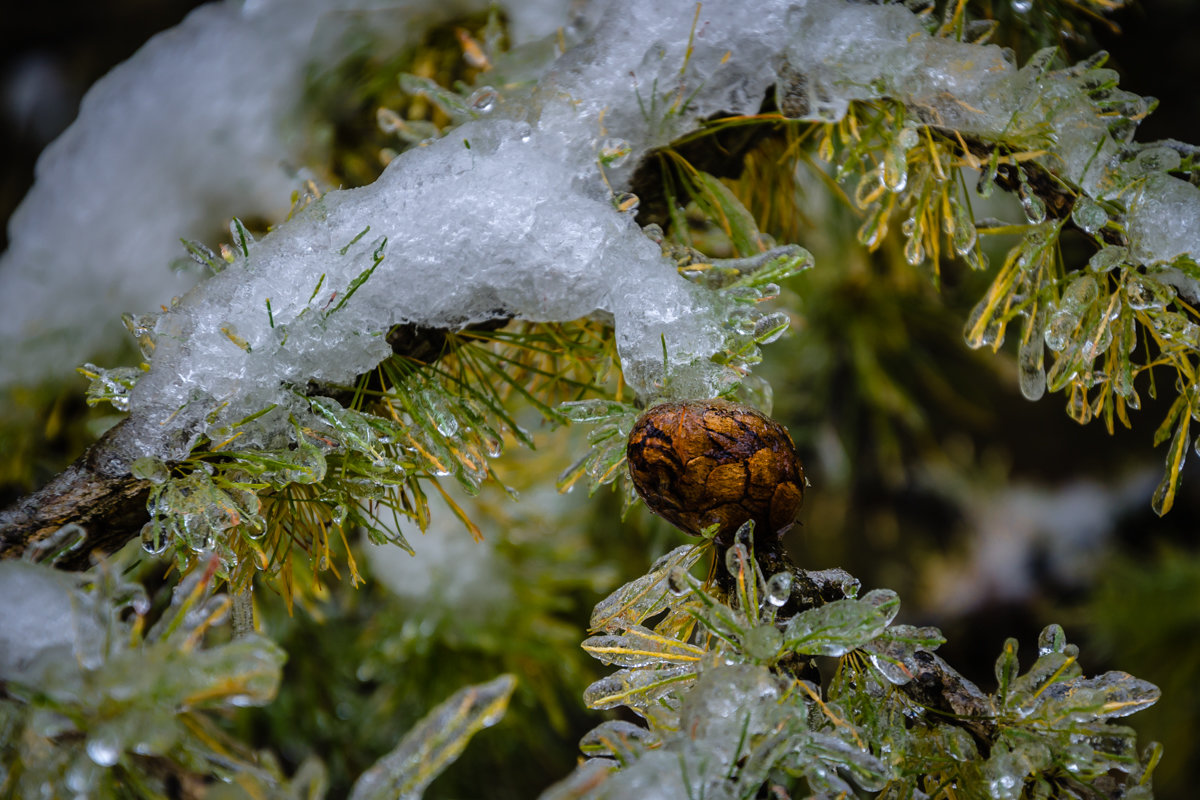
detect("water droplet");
top-left (1132, 145), bottom-right (1181, 175)
top-left (753, 311), bottom-right (790, 344)
top-left (1060, 274), bottom-right (1100, 315)
top-left (1011, 0), bottom-right (1032, 13)
top-left (467, 86), bottom-right (497, 114)
top-left (951, 204), bottom-right (977, 256)
top-left (66, 757), bottom-right (100, 793)
top-left (963, 296), bottom-right (1004, 349)
top-left (857, 205), bottom-right (887, 247)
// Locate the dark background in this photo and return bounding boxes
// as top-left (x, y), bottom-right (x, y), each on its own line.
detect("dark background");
top-left (2, 1), bottom-right (1198, 797)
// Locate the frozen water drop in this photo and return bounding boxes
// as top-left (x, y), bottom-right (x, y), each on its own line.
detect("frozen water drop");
top-left (724, 543), bottom-right (750, 579)
top-left (666, 565), bottom-right (691, 596)
top-left (1018, 313), bottom-right (1046, 401)
top-left (1133, 145), bottom-right (1181, 175)
top-left (754, 311), bottom-right (789, 344)
top-left (903, 234), bottom-right (924, 266)
top-left (613, 192), bottom-right (639, 213)
top-left (599, 137), bottom-right (632, 168)
top-left (140, 521), bottom-right (170, 555)
top-left (1037, 623), bottom-right (1067, 656)
top-left (1071, 196), bottom-right (1107, 235)
top-left (765, 572), bottom-right (792, 607)
top-left (1060, 274), bottom-right (1099, 314)
top-left (131, 456), bottom-right (170, 484)
top-left (963, 296), bottom-right (1003, 349)
top-left (376, 107), bottom-right (403, 134)
top-left (1088, 245), bottom-right (1126, 273)
top-left (1018, 188), bottom-right (1046, 224)
top-left (1126, 274), bottom-right (1174, 310)
top-left (86, 736), bottom-right (121, 767)
top-left (467, 86), bottom-right (497, 114)
top-left (883, 144), bottom-right (908, 192)
top-left (23, 523), bottom-right (88, 564)
top-left (743, 623), bottom-right (783, 661)
top-left (1044, 311), bottom-right (1077, 351)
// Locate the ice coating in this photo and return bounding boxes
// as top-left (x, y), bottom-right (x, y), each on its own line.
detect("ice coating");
top-left (0, 0), bottom-right (523, 388)
top-left (125, 0), bottom-right (800, 452)
top-left (781, 3), bottom-right (1200, 272)
top-left (0, 561), bottom-right (103, 684)
top-left (5, 0), bottom-right (1198, 452)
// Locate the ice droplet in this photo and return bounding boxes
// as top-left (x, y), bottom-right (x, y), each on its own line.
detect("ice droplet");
top-left (130, 456), bottom-right (170, 484)
top-left (376, 106), bottom-right (403, 134)
top-left (468, 86), bottom-right (498, 115)
top-left (963, 295), bottom-right (1003, 349)
top-left (883, 143), bottom-right (908, 192)
top-left (599, 137), bottom-right (633, 168)
top-left (23, 523), bottom-right (88, 565)
top-left (66, 756), bottom-right (100, 793)
top-left (1037, 623), bottom-right (1067, 656)
top-left (951, 203), bottom-right (977, 256)
top-left (1060, 274), bottom-right (1100, 314)
top-left (1132, 145), bottom-right (1181, 175)
top-left (753, 311), bottom-right (790, 344)
top-left (1044, 311), bottom-right (1076, 351)
top-left (613, 192), bottom-right (640, 213)
top-left (724, 543), bottom-right (751, 580)
top-left (1071, 196), bottom-right (1107, 235)
top-left (667, 565), bottom-right (691, 596)
top-left (1018, 185), bottom-right (1046, 224)
top-left (140, 520), bottom-right (170, 555)
top-left (1126, 274), bottom-right (1175, 310)
top-left (743, 623), bottom-right (783, 661)
top-left (86, 735), bottom-right (121, 767)
top-left (1088, 245), bottom-right (1127, 273)
top-left (1018, 310), bottom-right (1046, 401)
top-left (765, 572), bottom-right (792, 607)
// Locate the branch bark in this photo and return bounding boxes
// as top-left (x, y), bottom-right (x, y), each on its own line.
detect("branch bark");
top-left (0, 419), bottom-right (149, 569)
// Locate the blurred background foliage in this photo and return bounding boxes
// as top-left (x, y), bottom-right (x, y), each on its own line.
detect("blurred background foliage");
top-left (2, 0), bottom-right (1200, 798)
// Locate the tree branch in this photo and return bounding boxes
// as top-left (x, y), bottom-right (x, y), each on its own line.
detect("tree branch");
top-left (0, 321), bottom-right (504, 568)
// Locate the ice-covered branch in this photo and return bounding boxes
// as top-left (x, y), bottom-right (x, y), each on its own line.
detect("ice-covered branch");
top-left (6, 0), bottom-right (1200, 556)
